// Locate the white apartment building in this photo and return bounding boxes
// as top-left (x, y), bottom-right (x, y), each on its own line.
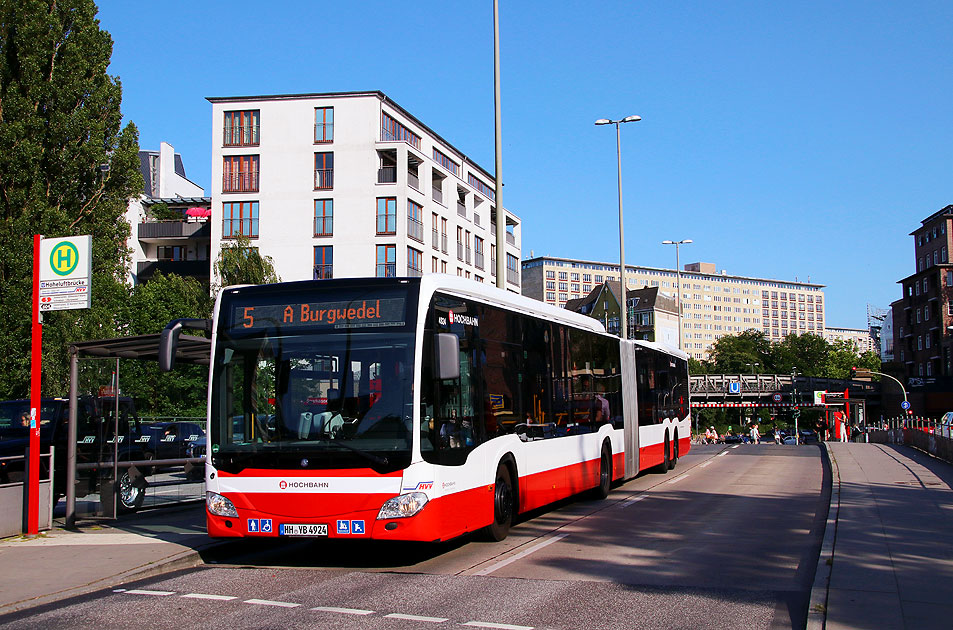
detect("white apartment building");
top-left (522, 256), bottom-right (825, 359)
top-left (207, 91), bottom-right (521, 288)
top-left (824, 326), bottom-right (877, 355)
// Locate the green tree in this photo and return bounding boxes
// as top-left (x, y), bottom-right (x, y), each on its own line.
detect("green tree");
top-left (770, 333), bottom-right (830, 377)
top-left (120, 272), bottom-right (212, 415)
top-left (214, 235), bottom-right (280, 288)
top-left (0, 0), bottom-right (142, 398)
top-left (707, 329), bottom-right (772, 373)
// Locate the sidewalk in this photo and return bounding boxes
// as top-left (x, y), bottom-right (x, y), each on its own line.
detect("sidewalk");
top-left (0, 503), bottom-right (216, 614)
top-left (812, 442), bottom-right (953, 630)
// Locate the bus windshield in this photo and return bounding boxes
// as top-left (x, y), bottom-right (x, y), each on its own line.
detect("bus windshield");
top-left (210, 281), bottom-right (418, 473)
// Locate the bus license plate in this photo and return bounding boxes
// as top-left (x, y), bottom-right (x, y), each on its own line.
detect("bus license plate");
top-left (280, 523), bottom-right (328, 537)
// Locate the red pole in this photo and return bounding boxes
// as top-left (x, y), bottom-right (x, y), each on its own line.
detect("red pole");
top-left (28, 234), bottom-right (42, 535)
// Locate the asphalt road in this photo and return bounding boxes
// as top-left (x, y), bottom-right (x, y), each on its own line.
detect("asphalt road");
top-left (2, 443), bottom-right (829, 630)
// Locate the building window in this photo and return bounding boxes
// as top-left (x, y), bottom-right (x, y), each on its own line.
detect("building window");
top-left (157, 245), bottom-right (184, 261)
top-left (222, 201), bottom-right (259, 238)
top-left (407, 200), bottom-right (423, 242)
top-left (314, 246), bottom-right (332, 279)
top-left (546, 270), bottom-right (555, 279)
top-left (467, 173), bottom-right (495, 201)
top-left (407, 247), bottom-right (423, 277)
top-left (223, 155), bottom-right (259, 192)
top-left (223, 110), bottom-right (259, 146)
top-left (474, 236), bottom-right (485, 270)
top-left (314, 107), bottom-right (333, 143)
top-left (377, 197), bottom-right (397, 235)
top-left (381, 112), bottom-right (420, 148)
top-left (314, 152), bottom-right (334, 190)
top-left (376, 244), bottom-right (396, 277)
top-left (433, 147), bottom-right (460, 177)
top-left (314, 199), bottom-right (333, 236)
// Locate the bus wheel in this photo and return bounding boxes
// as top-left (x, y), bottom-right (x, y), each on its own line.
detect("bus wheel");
top-left (593, 443), bottom-right (612, 499)
top-left (658, 434), bottom-right (671, 473)
top-left (670, 432), bottom-right (679, 470)
top-left (485, 464), bottom-right (514, 541)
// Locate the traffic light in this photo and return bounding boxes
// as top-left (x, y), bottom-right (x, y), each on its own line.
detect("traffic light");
top-left (849, 367), bottom-right (857, 379)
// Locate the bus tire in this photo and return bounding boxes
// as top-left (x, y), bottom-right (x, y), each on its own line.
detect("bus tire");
top-left (670, 431), bottom-right (679, 470)
top-left (593, 443), bottom-right (612, 499)
top-left (485, 463), bottom-right (514, 541)
top-left (658, 433), bottom-right (671, 473)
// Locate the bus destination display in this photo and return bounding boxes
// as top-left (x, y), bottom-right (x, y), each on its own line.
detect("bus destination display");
top-left (231, 297), bottom-right (406, 331)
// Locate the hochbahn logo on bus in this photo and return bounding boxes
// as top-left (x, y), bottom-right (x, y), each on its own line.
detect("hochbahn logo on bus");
top-left (448, 309), bottom-right (478, 327)
top-left (279, 480), bottom-right (329, 490)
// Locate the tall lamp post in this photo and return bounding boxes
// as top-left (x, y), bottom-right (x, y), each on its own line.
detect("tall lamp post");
top-left (792, 368), bottom-right (800, 445)
top-left (662, 239), bottom-right (692, 350)
top-left (596, 115), bottom-right (641, 339)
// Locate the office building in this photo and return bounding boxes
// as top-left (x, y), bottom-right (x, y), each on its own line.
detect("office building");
top-left (207, 91), bottom-right (521, 288)
top-left (522, 256), bottom-right (825, 359)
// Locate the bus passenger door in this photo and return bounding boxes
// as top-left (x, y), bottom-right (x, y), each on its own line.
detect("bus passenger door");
top-left (621, 341), bottom-right (639, 478)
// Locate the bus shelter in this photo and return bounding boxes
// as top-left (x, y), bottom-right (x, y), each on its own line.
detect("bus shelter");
top-left (65, 333), bottom-right (210, 527)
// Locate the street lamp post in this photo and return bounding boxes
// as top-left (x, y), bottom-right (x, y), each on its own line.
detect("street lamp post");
top-left (791, 368), bottom-right (799, 445)
top-left (596, 115), bottom-right (641, 339)
top-left (662, 239), bottom-right (692, 350)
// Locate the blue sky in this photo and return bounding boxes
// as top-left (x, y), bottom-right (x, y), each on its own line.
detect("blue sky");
top-left (96, 0), bottom-right (952, 329)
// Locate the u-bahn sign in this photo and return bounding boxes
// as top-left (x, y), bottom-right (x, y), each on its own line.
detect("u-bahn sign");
top-left (38, 235), bottom-right (92, 311)
top-left (727, 382), bottom-right (741, 394)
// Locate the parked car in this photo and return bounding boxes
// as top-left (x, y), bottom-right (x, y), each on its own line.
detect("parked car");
top-left (139, 421), bottom-right (205, 464)
top-left (0, 396), bottom-right (151, 512)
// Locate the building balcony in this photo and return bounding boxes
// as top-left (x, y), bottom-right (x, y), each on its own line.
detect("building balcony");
top-left (376, 263), bottom-right (397, 278)
top-left (137, 259), bottom-right (209, 283)
top-left (474, 252), bottom-right (484, 270)
top-left (432, 188), bottom-right (444, 205)
top-left (408, 171), bottom-right (420, 190)
top-left (377, 166), bottom-right (397, 184)
top-left (137, 221), bottom-right (210, 241)
top-left (314, 169), bottom-right (334, 190)
top-left (222, 172), bottom-right (259, 193)
top-left (408, 218), bottom-right (424, 243)
top-left (223, 125), bottom-right (259, 147)
top-left (313, 265), bottom-right (333, 280)
top-left (457, 202), bottom-right (466, 218)
top-left (432, 229), bottom-right (439, 250)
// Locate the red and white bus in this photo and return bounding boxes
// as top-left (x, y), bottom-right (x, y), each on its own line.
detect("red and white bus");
top-left (186, 275), bottom-right (690, 542)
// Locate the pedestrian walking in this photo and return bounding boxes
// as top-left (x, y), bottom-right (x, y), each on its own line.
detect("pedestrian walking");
top-left (750, 423), bottom-right (761, 445)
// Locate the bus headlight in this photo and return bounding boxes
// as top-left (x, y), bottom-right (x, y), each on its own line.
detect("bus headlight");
top-left (377, 492), bottom-right (429, 519)
top-left (206, 491), bottom-right (238, 518)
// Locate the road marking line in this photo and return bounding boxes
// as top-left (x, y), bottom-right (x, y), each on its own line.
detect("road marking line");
top-left (125, 589), bottom-right (176, 596)
top-left (699, 460), bottom-right (712, 468)
top-left (244, 599), bottom-right (300, 608)
top-left (619, 495), bottom-right (647, 509)
top-left (474, 533), bottom-right (569, 576)
top-left (384, 613), bottom-right (449, 623)
top-left (311, 606), bottom-right (375, 615)
top-left (182, 593), bottom-right (237, 601)
top-left (463, 622), bottom-right (534, 630)
top-left (668, 474), bottom-right (689, 484)
top-left (717, 451), bottom-right (730, 457)
top-left (731, 444), bottom-right (741, 449)
top-left (112, 589), bottom-right (127, 593)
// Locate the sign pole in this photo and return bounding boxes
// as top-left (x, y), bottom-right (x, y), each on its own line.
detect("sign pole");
top-left (27, 234), bottom-right (42, 535)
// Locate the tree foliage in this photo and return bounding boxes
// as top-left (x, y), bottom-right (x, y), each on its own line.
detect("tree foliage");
top-left (0, 0), bottom-right (143, 398)
top-left (696, 331), bottom-right (882, 379)
top-left (120, 272), bottom-right (212, 415)
top-left (214, 235), bottom-right (280, 289)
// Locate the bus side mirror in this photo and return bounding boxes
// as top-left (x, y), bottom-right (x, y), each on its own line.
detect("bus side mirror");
top-left (434, 333), bottom-right (460, 380)
top-left (159, 318), bottom-right (212, 372)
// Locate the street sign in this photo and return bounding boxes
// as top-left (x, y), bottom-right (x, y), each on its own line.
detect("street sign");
top-left (772, 393), bottom-right (782, 403)
top-left (728, 382), bottom-right (741, 395)
top-left (814, 390), bottom-right (827, 405)
top-left (901, 400), bottom-right (911, 410)
top-left (38, 235), bottom-right (91, 311)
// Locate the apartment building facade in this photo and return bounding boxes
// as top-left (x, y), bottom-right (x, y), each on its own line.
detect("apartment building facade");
top-left (522, 256), bottom-right (825, 359)
top-left (893, 205), bottom-right (953, 382)
top-left (207, 91), bottom-right (521, 288)
top-left (124, 142), bottom-right (210, 286)
top-left (823, 326), bottom-right (877, 354)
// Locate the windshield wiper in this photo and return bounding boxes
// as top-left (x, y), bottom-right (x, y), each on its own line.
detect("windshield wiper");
top-left (312, 432), bottom-right (389, 467)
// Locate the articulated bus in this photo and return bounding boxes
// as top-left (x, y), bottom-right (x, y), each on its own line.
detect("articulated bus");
top-left (183, 275), bottom-right (689, 542)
